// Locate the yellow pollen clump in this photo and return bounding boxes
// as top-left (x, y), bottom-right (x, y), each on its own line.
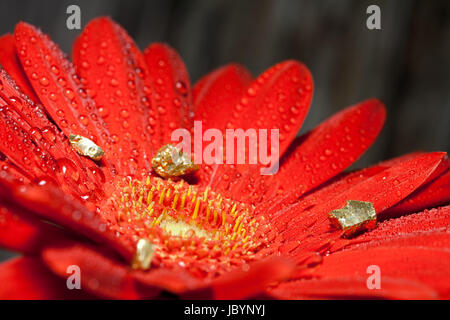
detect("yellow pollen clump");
top-left (159, 216), bottom-right (213, 239)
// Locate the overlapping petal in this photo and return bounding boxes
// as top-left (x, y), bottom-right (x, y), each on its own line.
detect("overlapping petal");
top-left (73, 17), bottom-right (155, 174)
top-left (143, 42), bottom-right (193, 144)
top-left (0, 34), bottom-right (38, 102)
top-left (0, 256), bottom-right (93, 299)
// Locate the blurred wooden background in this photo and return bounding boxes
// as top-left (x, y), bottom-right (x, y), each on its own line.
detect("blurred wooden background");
top-left (0, 0), bottom-right (449, 260)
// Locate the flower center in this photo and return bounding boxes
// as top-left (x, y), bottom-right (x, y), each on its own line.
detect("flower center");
top-left (101, 175), bottom-right (272, 277)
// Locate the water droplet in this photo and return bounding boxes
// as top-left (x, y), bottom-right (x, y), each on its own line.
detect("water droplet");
top-left (88, 166), bottom-right (105, 183)
top-left (175, 81), bottom-right (188, 96)
top-left (135, 67), bottom-right (145, 78)
top-left (290, 106), bottom-right (299, 114)
top-left (33, 176), bottom-right (58, 187)
top-left (110, 78), bottom-right (119, 87)
top-left (56, 158), bottom-right (80, 182)
top-left (157, 106), bottom-right (166, 114)
top-left (57, 77), bottom-right (67, 86)
top-left (41, 126), bottom-right (57, 142)
top-left (30, 127), bottom-right (42, 141)
top-left (78, 115), bottom-right (89, 126)
top-left (120, 109), bottom-right (129, 118)
top-left (97, 56), bottom-right (105, 65)
top-left (64, 89), bottom-right (75, 100)
top-left (39, 77), bottom-right (49, 86)
top-left (50, 65), bottom-right (59, 75)
top-left (98, 106), bottom-right (109, 118)
top-left (49, 92), bottom-right (57, 101)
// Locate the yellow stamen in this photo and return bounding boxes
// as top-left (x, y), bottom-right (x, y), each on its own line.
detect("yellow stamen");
top-left (222, 211), bottom-right (226, 226)
top-left (159, 188), bottom-right (166, 205)
top-left (233, 214), bottom-right (244, 233)
top-left (213, 209), bottom-right (218, 224)
top-left (205, 200), bottom-right (212, 223)
top-left (230, 203), bottom-right (237, 217)
top-left (203, 187), bottom-right (210, 201)
top-left (172, 191), bottom-right (180, 209)
top-left (192, 197), bottom-right (201, 220)
top-left (147, 187), bottom-right (154, 204)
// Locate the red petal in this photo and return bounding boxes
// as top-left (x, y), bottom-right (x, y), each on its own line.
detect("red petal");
top-left (0, 204), bottom-right (72, 254)
top-left (44, 242), bottom-right (228, 299)
top-left (192, 64), bottom-right (253, 186)
top-left (132, 268), bottom-right (201, 295)
top-left (265, 167), bottom-right (384, 218)
top-left (260, 152), bottom-right (422, 217)
top-left (193, 63), bottom-right (252, 130)
top-left (223, 60), bottom-right (312, 152)
top-left (0, 103), bottom-right (55, 177)
top-left (0, 256), bottom-right (92, 299)
top-left (0, 159), bottom-right (30, 183)
top-left (0, 34), bottom-right (38, 102)
top-left (270, 277), bottom-right (437, 299)
top-left (14, 23), bottom-right (115, 169)
top-left (42, 242), bottom-right (152, 299)
top-left (265, 153), bottom-right (428, 225)
top-left (352, 231), bottom-right (450, 251)
top-left (288, 205), bottom-right (450, 285)
top-left (135, 256), bottom-right (295, 299)
top-left (296, 247), bottom-right (450, 298)
top-left (0, 177), bottom-right (133, 261)
top-left (42, 241), bottom-right (294, 299)
top-left (143, 43), bottom-right (193, 145)
top-left (342, 205), bottom-right (450, 251)
top-left (0, 67), bottom-right (65, 133)
top-left (185, 257), bottom-right (295, 299)
top-left (347, 152), bottom-right (446, 213)
top-left (0, 68), bottom-right (105, 196)
top-left (382, 168), bottom-right (450, 219)
top-left (277, 152), bottom-right (446, 246)
top-left (208, 61), bottom-right (313, 192)
top-left (73, 17), bottom-right (155, 174)
top-left (275, 99), bottom-right (386, 199)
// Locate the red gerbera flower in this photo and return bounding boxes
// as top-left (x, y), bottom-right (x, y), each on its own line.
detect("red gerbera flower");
top-left (0, 17), bottom-right (448, 300)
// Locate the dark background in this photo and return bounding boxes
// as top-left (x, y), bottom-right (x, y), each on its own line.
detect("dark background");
top-left (0, 0), bottom-right (449, 261)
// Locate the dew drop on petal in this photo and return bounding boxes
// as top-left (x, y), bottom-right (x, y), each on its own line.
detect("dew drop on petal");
top-left (39, 77), bottom-right (49, 86)
top-left (56, 158), bottom-right (80, 182)
top-left (175, 81), bottom-right (188, 96)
